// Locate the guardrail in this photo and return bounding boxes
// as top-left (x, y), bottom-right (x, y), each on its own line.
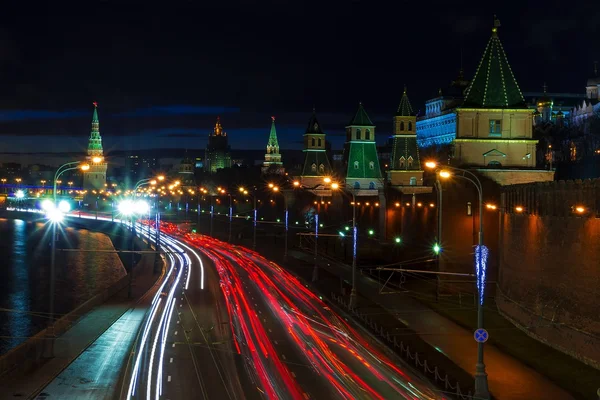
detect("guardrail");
top-left (331, 292), bottom-right (473, 400)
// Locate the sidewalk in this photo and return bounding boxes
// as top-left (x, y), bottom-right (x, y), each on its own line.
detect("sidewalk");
top-left (287, 249), bottom-right (575, 400)
top-left (0, 240), bottom-right (162, 399)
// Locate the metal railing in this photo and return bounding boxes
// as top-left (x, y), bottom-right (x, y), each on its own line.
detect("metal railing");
top-left (331, 292), bottom-right (473, 400)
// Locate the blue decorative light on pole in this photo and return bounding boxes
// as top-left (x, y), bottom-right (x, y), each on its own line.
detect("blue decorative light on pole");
top-left (312, 213), bottom-right (319, 282)
top-left (475, 244), bottom-right (489, 305)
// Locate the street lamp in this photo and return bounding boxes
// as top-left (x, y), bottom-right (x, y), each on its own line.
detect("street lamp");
top-left (118, 199), bottom-right (149, 298)
top-left (425, 160), bottom-right (489, 399)
top-left (270, 184), bottom-right (289, 257)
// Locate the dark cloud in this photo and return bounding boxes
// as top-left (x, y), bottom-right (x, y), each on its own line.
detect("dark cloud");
top-left (113, 105), bottom-right (240, 118)
top-left (0, 109), bottom-right (87, 122)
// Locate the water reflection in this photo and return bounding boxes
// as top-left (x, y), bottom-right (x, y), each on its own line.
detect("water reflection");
top-left (0, 218), bottom-right (127, 355)
top-left (6, 219), bottom-right (30, 351)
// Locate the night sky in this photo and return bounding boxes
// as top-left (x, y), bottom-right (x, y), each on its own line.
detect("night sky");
top-left (0, 1), bottom-right (598, 164)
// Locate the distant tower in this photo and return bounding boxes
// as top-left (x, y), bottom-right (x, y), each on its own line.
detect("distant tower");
top-left (300, 109), bottom-right (332, 188)
top-left (344, 103), bottom-right (383, 192)
top-left (388, 87), bottom-right (426, 191)
top-left (536, 82), bottom-right (553, 123)
top-left (262, 116), bottom-right (284, 175)
top-left (83, 102), bottom-right (107, 191)
top-left (205, 117), bottom-right (232, 174)
top-left (178, 151), bottom-right (196, 188)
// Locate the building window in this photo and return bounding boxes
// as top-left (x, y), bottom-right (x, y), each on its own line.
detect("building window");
top-left (467, 201), bottom-right (472, 216)
top-left (489, 120), bottom-right (502, 136)
top-left (311, 163), bottom-right (317, 172)
top-left (400, 121), bottom-right (405, 131)
top-left (365, 129), bottom-right (371, 140)
top-left (399, 156), bottom-right (405, 169)
top-left (354, 181), bottom-right (360, 189)
top-left (317, 138), bottom-right (322, 147)
top-left (354, 161), bottom-right (359, 169)
top-left (356, 129), bottom-right (361, 140)
top-left (487, 160), bottom-right (502, 168)
top-left (369, 161), bottom-right (374, 170)
top-left (319, 164), bottom-right (325, 173)
top-left (409, 177), bottom-right (417, 186)
top-left (369, 182), bottom-right (375, 190)
top-left (408, 122), bottom-right (412, 131)
top-left (407, 156), bottom-right (413, 168)
top-left (311, 138), bottom-right (315, 146)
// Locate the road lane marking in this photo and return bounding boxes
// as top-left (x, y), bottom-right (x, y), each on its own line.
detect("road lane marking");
top-left (282, 354), bottom-right (286, 360)
top-left (303, 393), bottom-right (309, 399)
top-left (172, 343), bottom-right (175, 348)
top-left (170, 357), bottom-right (173, 363)
top-left (274, 340), bottom-right (278, 345)
top-left (168, 375), bottom-right (172, 382)
top-left (268, 328), bottom-right (272, 333)
top-left (175, 331), bottom-right (178, 335)
top-left (291, 372), bottom-right (296, 378)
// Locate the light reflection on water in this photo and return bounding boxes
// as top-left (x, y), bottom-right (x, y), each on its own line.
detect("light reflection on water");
top-left (0, 218), bottom-right (127, 355)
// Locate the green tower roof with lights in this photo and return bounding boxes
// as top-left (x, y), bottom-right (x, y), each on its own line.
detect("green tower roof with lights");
top-left (267, 116), bottom-right (280, 149)
top-left (396, 86), bottom-right (415, 116)
top-left (349, 103), bottom-right (374, 126)
top-left (87, 102), bottom-right (103, 156)
top-left (462, 17), bottom-right (527, 109)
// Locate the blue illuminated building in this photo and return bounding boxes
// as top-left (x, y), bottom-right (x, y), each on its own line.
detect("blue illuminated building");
top-left (416, 68), bottom-right (470, 148)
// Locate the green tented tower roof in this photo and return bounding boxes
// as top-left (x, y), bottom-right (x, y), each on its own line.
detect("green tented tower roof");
top-left (462, 18), bottom-right (527, 109)
top-left (87, 102), bottom-right (103, 156)
top-left (396, 87), bottom-right (414, 116)
top-left (267, 116), bottom-right (280, 149)
top-left (349, 103), bottom-right (374, 126)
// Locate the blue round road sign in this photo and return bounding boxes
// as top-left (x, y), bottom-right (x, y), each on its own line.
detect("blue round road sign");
top-left (474, 328), bottom-right (489, 343)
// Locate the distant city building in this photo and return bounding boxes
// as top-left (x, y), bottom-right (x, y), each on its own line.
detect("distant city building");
top-left (388, 88), bottom-right (429, 193)
top-left (262, 116), bottom-right (285, 175)
top-left (523, 84), bottom-right (583, 126)
top-left (126, 154), bottom-right (159, 183)
top-left (0, 162), bottom-right (22, 179)
top-left (343, 103), bottom-right (383, 192)
top-left (82, 102), bottom-right (107, 191)
top-left (205, 117), bottom-right (232, 174)
top-left (572, 63), bottom-right (600, 130)
top-left (300, 110), bottom-right (332, 189)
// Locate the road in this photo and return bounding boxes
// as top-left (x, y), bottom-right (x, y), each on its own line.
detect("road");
top-left (171, 225), bottom-right (445, 400)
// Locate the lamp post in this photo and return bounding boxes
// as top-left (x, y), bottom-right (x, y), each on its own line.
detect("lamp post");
top-left (118, 199), bottom-right (150, 298)
top-left (425, 161), bottom-right (489, 399)
top-left (45, 161), bottom-right (89, 356)
top-left (239, 187), bottom-right (257, 249)
top-left (269, 183), bottom-right (289, 258)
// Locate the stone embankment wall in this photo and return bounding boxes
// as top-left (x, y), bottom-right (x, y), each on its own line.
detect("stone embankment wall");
top-left (498, 179), bottom-right (600, 368)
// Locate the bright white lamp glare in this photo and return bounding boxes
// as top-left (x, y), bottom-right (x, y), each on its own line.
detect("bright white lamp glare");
top-left (47, 208), bottom-right (64, 223)
top-left (41, 199), bottom-right (54, 211)
top-left (15, 190), bottom-right (25, 199)
top-left (118, 200), bottom-right (134, 215)
top-left (135, 200), bottom-right (149, 215)
top-left (58, 200), bottom-right (71, 213)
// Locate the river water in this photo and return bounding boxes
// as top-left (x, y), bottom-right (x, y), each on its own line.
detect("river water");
top-left (0, 217), bottom-right (127, 355)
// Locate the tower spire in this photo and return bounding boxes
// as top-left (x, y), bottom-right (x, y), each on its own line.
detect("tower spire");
top-left (262, 116), bottom-right (284, 174)
top-left (88, 102), bottom-right (103, 156)
top-left (543, 82), bottom-right (548, 94)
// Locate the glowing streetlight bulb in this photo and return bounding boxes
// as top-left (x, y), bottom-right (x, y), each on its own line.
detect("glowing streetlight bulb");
top-left (323, 177), bottom-right (331, 184)
top-left (80, 164), bottom-right (90, 171)
top-left (433, 243), bottom-right (441, 254)
top-left (425, 161), bottom-right (437, 169)
top-left (47, 208), bottom-right (64, 223)
top-left (41, 199), bottom-right (54, 211)
top-left (272, 186), bottom-right (279, 192)
top-left (92, 156), bottom-right (103, 163)
top-left (395, 237), bottom-right (401, 244)
top-left (515, 206), bottom-right (523, 213)
top-left (439, 170), bottom-right (451, 179)
top-left (15, 190), bottom-right (25, 199)
top-left (58, 200), bottom-right (71, 213)
top-left (268, 183), bottom-right (274, 188)
top-left (331, 182), bottom-right (339, 190)
top-left (575, 206), bottom-right (586, 214)
top-left (293, 180), bottom-right (300, 187)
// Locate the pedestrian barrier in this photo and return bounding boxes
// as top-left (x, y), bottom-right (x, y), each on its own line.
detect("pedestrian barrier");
top-left (331, 292), bottom-right (473, 400)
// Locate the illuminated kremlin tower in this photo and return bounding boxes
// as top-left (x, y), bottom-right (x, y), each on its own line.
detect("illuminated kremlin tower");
top-left (343, 103), bottom-right (383, 192)
top-left (300, 109), bottom-right (332, 189)
top-left (388, 87), bottom-right (429, 194)
top-left (262, 116), bottom-right (284, 175)
top-left (82, 102), bottom-right (107, 191)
